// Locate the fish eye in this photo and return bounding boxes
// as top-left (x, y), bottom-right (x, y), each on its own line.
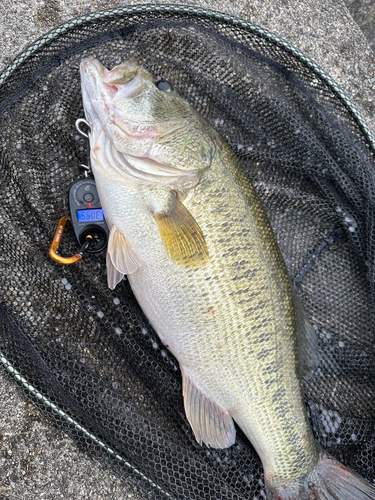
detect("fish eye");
top-left (156, 79), bottom-right (173, 92)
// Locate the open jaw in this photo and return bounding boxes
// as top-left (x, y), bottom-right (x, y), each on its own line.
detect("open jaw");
top-left (81, 57), bottom-right (146, 97)
top-left (81, 57), bottom-right (200, 187)
top-left (81, 57), bottom-right (187, 140)
top-left (80, 57), bottom-right (147, 129)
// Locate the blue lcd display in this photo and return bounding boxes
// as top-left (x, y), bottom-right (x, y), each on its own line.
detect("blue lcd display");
top-left (77, 208), bottom-right (104, 222)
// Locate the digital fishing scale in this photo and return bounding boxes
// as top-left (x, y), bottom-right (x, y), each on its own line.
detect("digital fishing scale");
top-left (49, 119), bottom-right (109, 265)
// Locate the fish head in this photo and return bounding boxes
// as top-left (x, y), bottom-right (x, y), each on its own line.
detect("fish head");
top-left (80, 57), bottom-right (217, 191)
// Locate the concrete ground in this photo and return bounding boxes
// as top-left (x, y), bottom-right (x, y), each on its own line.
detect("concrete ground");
top-left (0, 0), bottom-right (374, 498)
top-left (345, 0), bottom-right (375, 51)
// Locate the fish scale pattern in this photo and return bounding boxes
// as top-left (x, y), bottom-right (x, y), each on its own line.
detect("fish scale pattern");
top-left (0, 6), bottom-right (374, 499)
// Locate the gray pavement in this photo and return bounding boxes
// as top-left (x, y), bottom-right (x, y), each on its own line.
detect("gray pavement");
top-left (1, 0), bottom-right (375, 498)
top-left (345, 0), bottom-right (375, 50)
top-left (0, 371), bottom-right (144, 499)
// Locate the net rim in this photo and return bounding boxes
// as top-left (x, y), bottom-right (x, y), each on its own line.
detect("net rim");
top-left (0, 3), bottom-right (374, 152)
top-left (0, 348), bottom-right (176, 499)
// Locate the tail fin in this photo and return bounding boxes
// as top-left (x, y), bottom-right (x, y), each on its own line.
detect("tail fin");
top-left (266, 454), bottom-right (375, 500)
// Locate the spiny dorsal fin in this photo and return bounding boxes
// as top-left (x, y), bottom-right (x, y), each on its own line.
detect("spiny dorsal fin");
top-left (181, 368), bottom-right (235, 449)
top-left (153, 196), bottom-right (209, 268)
top-left (107, 226), bottom-right (143, 289)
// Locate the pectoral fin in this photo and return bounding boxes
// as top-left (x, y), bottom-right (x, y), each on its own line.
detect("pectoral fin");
top-left (107, 226), bottom-right (143, 289)
top-left (106, 251), bottom-right (124, 290)
top-left (153, 196), bottom-right (209, 268)
top-left (181, 368), bottom-right (235, 449)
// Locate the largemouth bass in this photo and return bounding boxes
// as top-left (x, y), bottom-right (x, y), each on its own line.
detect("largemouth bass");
top-left (80, 57), bottom-right (375, 500)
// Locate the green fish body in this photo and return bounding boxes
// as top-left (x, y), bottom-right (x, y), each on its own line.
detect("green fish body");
top-left (80, 57), bottom-right (375, 500)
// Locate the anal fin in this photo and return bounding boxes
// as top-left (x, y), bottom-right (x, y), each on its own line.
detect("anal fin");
top-left (181, 368), bottom-right (235, 449)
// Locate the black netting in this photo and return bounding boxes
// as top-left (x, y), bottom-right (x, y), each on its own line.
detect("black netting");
top-left (0, 6), bottom-right (374, 499)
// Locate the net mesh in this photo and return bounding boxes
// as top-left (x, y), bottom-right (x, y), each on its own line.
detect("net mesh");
top-left (0, 6), bottom-right (374, 499)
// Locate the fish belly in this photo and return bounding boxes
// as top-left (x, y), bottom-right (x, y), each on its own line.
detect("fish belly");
top-left (127, 146), bottom-right (319, 481)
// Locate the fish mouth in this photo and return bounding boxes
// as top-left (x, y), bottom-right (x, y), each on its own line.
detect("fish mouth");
top-left (80, 57), bottom-right (110, 98)
top-left (81, 57), bottom-right (150, 101)
top-left (81, 57), bottom-right (107, 78)
top-left (81, 57), bottom-right (184, 138)
top-left (82, 57), bottom-right (206, 189)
